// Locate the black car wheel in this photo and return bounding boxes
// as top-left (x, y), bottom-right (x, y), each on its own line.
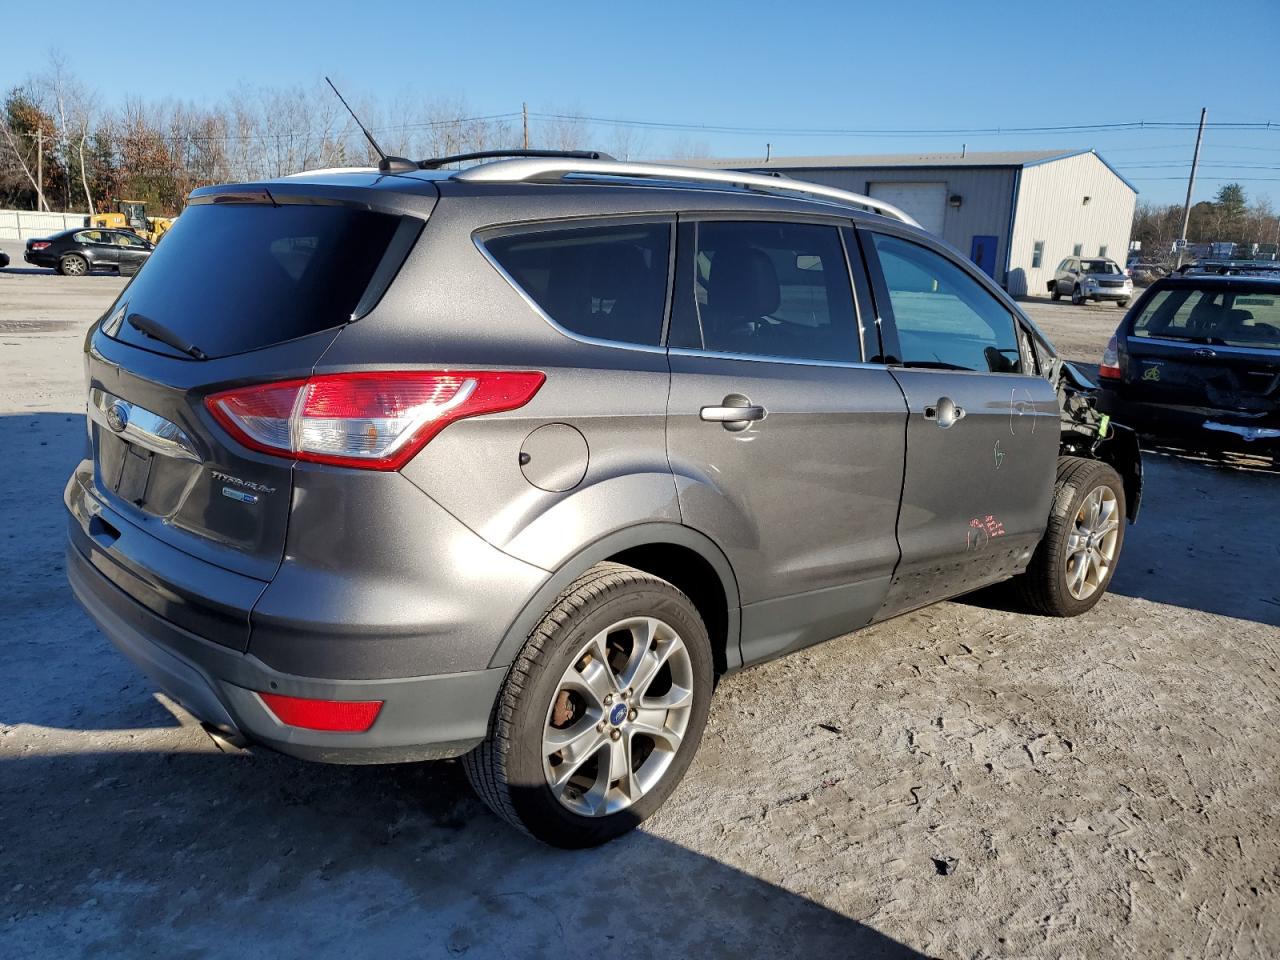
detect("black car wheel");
top-left (1117, 299), bottom-right (1130, 308)
top-left (59, 253), bottom-right (88, 277)
top-left (1015, 457), bottom-right (1126, 617)
top-left (1071, 285), bottom-right (1085, 305)
top-left (464, 562), bottom-right (714, 848)
top-left (1050, 282), bottom-right (1061, 301)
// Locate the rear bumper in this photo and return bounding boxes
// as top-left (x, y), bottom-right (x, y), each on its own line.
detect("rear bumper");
top-left (1097, 387), bottom-right (1279, 453)
top-left (67, 538), bottom-right (506, 762)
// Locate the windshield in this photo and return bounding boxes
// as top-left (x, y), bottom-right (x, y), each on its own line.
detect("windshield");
top-left (102, 202), bottom-right (403, 358)
top-left (1082, 260), bottom-right (1121, 275)
top-left (1132, 285), bottom-right (1280, 350)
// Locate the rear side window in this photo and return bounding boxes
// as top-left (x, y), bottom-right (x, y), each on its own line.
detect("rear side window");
top-left (1133, 286), bottom-right (1280, 350)
top-left (484, 222), bottom-right (671, 347)
top-left (104, 203), bottom-right (403, 358)
top-left (691, 221), bottom-right (859, 363)
top-left (870, 233), bottom-right (1020, 373)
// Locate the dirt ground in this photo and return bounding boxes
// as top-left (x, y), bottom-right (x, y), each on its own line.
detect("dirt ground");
top-left (1, 261), bottom-right (1277, 959)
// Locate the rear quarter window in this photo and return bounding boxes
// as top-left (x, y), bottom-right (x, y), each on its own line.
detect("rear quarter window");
top-left (103, 203), bottom-right (404, 359)
top-left (483, 222), bottom-right (672, 347)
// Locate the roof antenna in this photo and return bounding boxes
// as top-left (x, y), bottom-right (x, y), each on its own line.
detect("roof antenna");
top-left (324, 77), bottom-right (417, 174)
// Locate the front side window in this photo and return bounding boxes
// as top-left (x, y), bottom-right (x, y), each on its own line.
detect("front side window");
top-left (691, 221), bottom-right (859, 362)
top-left (1133, 286), bottom-right (1280, 350)
top-left (870, 233), bottom-right (1021, 373)
top-left (485, 222), bottom-right (670, 347)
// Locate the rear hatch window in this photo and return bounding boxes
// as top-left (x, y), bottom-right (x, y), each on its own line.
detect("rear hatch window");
top-left (103, 202), bottom-right (403, 359)
top-left (1133, 286), bottom-right (1280, 350)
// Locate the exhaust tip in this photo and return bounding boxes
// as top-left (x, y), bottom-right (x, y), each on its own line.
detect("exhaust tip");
top-left (202, 722), bottom-right (251, 754)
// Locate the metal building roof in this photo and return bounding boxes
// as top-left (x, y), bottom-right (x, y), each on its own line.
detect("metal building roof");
top-left (684, 148), bottom-right (1137, 192)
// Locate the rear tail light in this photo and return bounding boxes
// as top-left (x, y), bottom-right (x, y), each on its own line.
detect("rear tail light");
top-left (206, 370), bottom-right (544, 470)
top-left (30, 241), bottom-right (50, 250)
top-left (258, 692), bottom-right (383, 732)
top-left (1099, 334), bottom-right (1122, 380)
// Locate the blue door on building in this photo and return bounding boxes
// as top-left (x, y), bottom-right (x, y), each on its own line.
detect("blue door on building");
top-left (970, 235), bottom-right (998, 278)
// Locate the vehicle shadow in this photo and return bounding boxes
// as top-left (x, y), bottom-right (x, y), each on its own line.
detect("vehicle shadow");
top-left (0, 411), bottom-right (923, 958)
top-left (0, 747), bottom-right (924, 959)
top-left (0, 267), bottom-right (124, 277)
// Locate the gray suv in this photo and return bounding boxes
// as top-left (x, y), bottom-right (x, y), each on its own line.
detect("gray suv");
top-left (65, 153), bottom-right (1142, 847)
top-left (1050, 256), bottom-right (1134, 306)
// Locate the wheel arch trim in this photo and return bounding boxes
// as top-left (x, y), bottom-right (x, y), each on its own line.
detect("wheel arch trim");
top-left (488, 522), bottom-right (743, 672)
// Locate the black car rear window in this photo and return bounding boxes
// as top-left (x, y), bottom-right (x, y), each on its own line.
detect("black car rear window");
top-left (484, 222), bottom-right (671, 347)
top-left (1133, 285), bottom-right (1280, 350)
top-left (103, 203), bottom-right (402, 358)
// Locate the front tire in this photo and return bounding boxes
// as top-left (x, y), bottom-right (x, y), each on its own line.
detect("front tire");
top-left (59, 253), bottom-right (89, 277)
top-left (464, 562), bottom-right (714, 848)
top-left (1071, 285), bottom-right (1085, 305)
top-left (1118, 299), bottom-right (1130, 308)
top-left (1015, 457), bottom-right (1126, 616)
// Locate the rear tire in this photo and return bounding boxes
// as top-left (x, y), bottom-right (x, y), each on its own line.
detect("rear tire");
top-left (1050, 283), bottom-right (1061, 301)
top-left (58, 254), bottom-right (88, 277)
top-left (463, 562), bottom-right (714, 848)
top-left (1014, 457), bottom-right (1126, 617)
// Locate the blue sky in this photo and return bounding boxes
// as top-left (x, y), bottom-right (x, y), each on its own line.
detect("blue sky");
top-left (6, 0), bottom-right (1279, 205)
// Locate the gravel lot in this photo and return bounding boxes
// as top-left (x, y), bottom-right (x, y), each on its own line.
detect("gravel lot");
top-left (1, 261), bottom-right (1277, 959)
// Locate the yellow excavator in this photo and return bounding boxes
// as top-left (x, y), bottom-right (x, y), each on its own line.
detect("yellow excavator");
top-left (85, 200), bottom-right (176, 245)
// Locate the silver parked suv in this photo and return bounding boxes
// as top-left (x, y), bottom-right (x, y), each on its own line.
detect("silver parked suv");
top-left (66, 152), bottom-right (1142, 846)
top-left (1050, 256), bottom-right (1134, 306)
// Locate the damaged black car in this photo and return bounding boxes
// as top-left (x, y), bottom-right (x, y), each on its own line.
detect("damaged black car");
top-left (1096, 274), bottom-right (1280, 459)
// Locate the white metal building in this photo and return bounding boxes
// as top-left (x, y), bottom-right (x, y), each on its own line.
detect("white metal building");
top-left (703, 149), bottom-right (1137, 297)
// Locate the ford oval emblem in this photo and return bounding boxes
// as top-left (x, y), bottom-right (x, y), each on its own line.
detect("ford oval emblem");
top-left (105, 400), bottom-right (130, 433)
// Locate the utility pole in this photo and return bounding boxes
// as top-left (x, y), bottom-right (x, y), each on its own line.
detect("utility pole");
top-left (36, 129), bottom-right (45, 212)
top-left (1176, 107), bottom-right (1207, 268)
top-left (522, 102), bottom-right (529, 149)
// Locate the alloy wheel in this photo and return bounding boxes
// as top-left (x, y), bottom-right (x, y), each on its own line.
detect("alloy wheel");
top-left (542, 617), bottom-right (694, 817)
top-left (1064, 485), bottom-right (1120, 600)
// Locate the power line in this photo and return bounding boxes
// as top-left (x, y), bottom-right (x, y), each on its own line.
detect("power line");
top-left (1129, 175), bottom-right (1280, 182)
top-left (6, 112), bottom-right (523, 144)
top-left (528, 111), bottom-right (1280, 138)
top-left (1117, 162), bottom-right (1280, 170)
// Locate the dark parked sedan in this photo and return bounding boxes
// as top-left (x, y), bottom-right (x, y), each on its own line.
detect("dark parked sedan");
top-left (1096, 274), bottom-right (1280, 457)
top-left (24, 228), bottom-right (153, 276)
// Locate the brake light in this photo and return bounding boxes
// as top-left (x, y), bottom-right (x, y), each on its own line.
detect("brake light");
top-left (206, 370), bottom-right (544, 470)
top-left (1099, 334), bottom-right (1122, 380)
top-left (258, 692), bottom-right (383, 732)
top-left (30, 241), bottom-right (50, 250)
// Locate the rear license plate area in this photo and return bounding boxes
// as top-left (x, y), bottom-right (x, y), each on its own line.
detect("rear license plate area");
top-left (113, 442), bottom-right (155, 505)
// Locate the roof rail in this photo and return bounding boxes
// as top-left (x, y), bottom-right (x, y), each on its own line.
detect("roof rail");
top-left (419, 149), bottom-right (615, 170)
top-left (451, 158), bottom-right (922, 227)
